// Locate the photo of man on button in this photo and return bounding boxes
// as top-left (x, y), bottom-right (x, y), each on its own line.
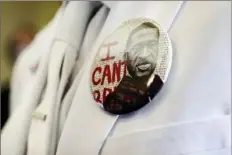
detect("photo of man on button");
top-left (104, 22), bottom-right (164, 114)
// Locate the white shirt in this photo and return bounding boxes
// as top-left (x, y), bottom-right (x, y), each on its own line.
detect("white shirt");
top-left (1, 1), bottom-right (231, 155)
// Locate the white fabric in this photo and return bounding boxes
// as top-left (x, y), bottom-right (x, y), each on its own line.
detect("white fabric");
top-left (71, 5), bottom-right (109, 80)
top-left (27, 41), bottom-right (68, 155)
top-left (27, 2), bottom-right (102, 155)
top-left (59, 6), bottom-right (109, 136)
top-left (2, 1), bottom-right (231, 155)
top-left (1, 5), bottom-right (65, 155)
top-left (9, 5), bottom-right (65, 116)
top-left (1, 1), bottom-right (102, 155)
top-left (110, 1), bottom-right (231, 136)
top-left (101, 1), bottom-right (116, 9)
top-left (56, 1), bottom-right (183, 155)
top-left (57, 1), bottom-right (231, 155)
top-left (102, 116), bottom-right (230, 155)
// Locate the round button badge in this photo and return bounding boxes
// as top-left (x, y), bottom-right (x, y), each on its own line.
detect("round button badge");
top-left (90, 18), bottom-right (172, 115)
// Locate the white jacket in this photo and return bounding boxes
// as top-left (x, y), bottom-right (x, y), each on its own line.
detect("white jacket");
top-left (1, 1), bottom-right (231, 155)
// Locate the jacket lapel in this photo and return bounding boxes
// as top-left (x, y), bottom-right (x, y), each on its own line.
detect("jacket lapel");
top-left (56, 1), bottom-right (183, 155)
top-left (27, 2), bottom-right (100, 155)
top-left (0, 6), bottom-right (65, 155)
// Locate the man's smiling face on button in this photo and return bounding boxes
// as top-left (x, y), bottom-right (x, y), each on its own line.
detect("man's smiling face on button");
top-left (126, 23), bottom-right (159, 78)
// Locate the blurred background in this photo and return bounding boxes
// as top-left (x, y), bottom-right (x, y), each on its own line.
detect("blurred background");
top-left (1, 1), bottom-right (61, 83)
top-left (1, 1), bottom-right (61, 127)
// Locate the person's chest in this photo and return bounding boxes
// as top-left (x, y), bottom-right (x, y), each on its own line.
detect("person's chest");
top-left (56, 1), bottom-right (230, 155)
